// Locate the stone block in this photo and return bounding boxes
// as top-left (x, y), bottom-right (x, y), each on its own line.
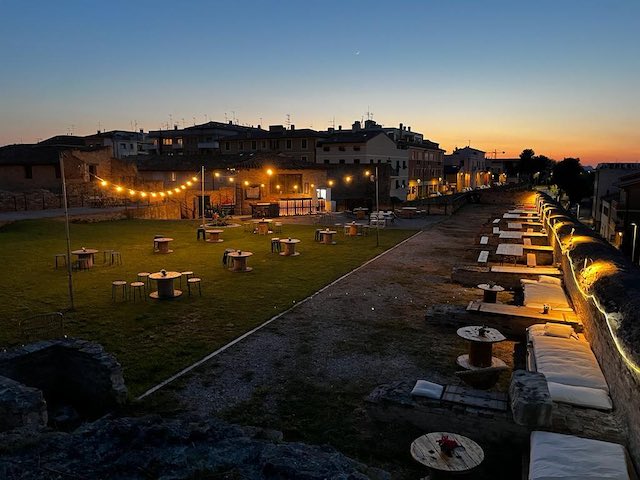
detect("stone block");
top-left (0, 375), bottom-right (47, 432)
top-left (509, 370), bottom-right (552, 427)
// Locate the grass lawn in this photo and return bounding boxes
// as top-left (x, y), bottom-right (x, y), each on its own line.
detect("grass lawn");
top-left (0, 218), bottom-right (416, 396)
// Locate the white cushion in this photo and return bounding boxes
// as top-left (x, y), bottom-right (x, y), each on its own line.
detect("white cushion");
top-left (539, 275), bottom-right (562, 286)
top-left (531, 335), bottom-right (609, 391)
top-left (529, 431), bottom-right (629, 479)
top-left (547, 382), bottom-right (613, 411)
top-left (411, 380), bottom-right (443, 399)
top-left (543, 323), bottom-right (574, 338)
top-left (524, 282), bottom-right (572, 310)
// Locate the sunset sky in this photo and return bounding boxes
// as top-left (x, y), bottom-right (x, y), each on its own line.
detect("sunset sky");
top-left (1, 0), bottom-right (638, 165)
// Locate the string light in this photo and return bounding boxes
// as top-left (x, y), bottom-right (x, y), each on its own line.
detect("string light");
top-left (90, 171), bottom-right (202, 201)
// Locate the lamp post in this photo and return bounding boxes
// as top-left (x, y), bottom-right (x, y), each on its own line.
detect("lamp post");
top-left (368, 167), bottom-right (379, 247)
top-left (631, 223), bottom-right (638, 263)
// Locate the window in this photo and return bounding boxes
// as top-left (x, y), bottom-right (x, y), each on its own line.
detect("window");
top-left (395, 180), bottom-right (400, 188)
top-left (239, 141), bottom-right (243, 150)
top-left (353, 146), bottom-right (360, 151)
top-left (304, 182), bottom-right (310, 194)
top-left (261, 141), bottom-right (266, 148)
top-left (225, 142), bottom-right (230, 150)
top-left (354, 159), bottom-right (360, 164)
top-left (130, 143), bottom-right (134, 149)
top-left (120, 143), bottom-right (126, 149)
top-left (251, 141), bottom-right (257, 150)
top-left (370, 159), bottom-right (373, 164)
top-left (286, 139), bottom-right (292, 149)
top-left (323, 146), bottom-right (330, 152)
top-left (403, 161), bottom-right (407, 169)
top-left (338, 146), bottom-right (346, 152)
top-left (54, 164), bottom-right (61, 178)
top-left (339, 159), bottom-right (345, 164)
top-left (301, 155), bottom-right (308, 162)
top-left (270, 173), bottom-right (302, 194)
top-left (324, 159), bottom-right (330, 164)
top-left (301, 139), bottom-right (307, 149)
top-left (24, 165), bottom-right (33, 179)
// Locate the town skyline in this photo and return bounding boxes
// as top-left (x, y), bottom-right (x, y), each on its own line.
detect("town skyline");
top-left (1, 0), bottom-right (638, 166)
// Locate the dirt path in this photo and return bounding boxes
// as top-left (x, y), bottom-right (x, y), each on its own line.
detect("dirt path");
top-left (146, 202), bottom-right (519, 478)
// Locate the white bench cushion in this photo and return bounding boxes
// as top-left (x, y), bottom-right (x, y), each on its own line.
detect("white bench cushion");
top-left (410, 380), bottom-right (444, 399)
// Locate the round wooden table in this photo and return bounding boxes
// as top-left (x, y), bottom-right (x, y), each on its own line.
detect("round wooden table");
top-left (456, 325), bottom-right (506, 369)
top-left (411, 432), bottom-right (484, 477)
top-left (154, 237), bottom-right (174, 254)
top-left (71, 248), bottom-right (98, 268)
top-left (477, 283), bottom-right (504, 303)
top-left (319, 230), bottom-right (337, 245)
top-left (279, 238), bottom-right (300, 256)
top-left (228, 251), bottom-right (253, 272)
top-left (148, 271), bottom-right (182, 299)
top-left (205, 229), bottom-right (224, 243)
top-left (347, 223), bottom-right (362, 237)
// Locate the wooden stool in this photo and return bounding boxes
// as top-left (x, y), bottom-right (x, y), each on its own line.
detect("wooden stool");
top-left (111, 251), bottom-right (122, 265)
top-left (130, 281), bottom-right (146, 302)
top-left (102, 250), bottom-right (114, 264)
top-left (111, 280), bottom-right (127, 301)
top-left (137, 272), bottom-right (151, 288)
top-left (187, 277), bottom-right (202, 296)
top-left (271, 238), bottom-right (281, 253)
top-left (274, 222), bottom-right (283, 233)
top-left (222, 249), bottom-right (236, 268)
top-left (314, 229), bottom-right (322, 241)
top-left (197, 227), bottom-right (206, 240)
top-left (54, 254), bottom-right (67, 269)
top-left (153, 235), bottom-right (164, 252)
top-left (179, 271), bottom-right (194, 288)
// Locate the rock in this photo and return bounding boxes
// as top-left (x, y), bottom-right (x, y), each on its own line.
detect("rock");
top-left (509, 370), bottom-right (552, 427)
top-left (0, 375), bottom-right (47, 432)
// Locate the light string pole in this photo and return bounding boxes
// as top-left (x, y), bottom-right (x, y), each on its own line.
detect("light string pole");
top-left (59, 152), bottom-right (75, 310)
top-left (631, 222), bottom-right (638, 264)
top-left (201, 165), bottom-right (205, 228)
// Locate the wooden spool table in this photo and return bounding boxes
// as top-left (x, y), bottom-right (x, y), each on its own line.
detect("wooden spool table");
top-left (228, 251), bottom-right (253, 272)
top-left (477, 283), bottom-right (504, 303)
top-left (319, 230), bottom-right (337, 245)
top-left (279, 238), bottom-right (300, 256)
top-left (71, 248), bottom-right (98, 268)
top-left (148, 271), bottom-right (182, 299)
top-left (411, 432), bottom-right (484, 477)
top-left (205, 229), bottom-right (224, 243)
top-left (457, 325), bottom-right (506, 369)
top-left (154, 237), bottom-right (174, 254)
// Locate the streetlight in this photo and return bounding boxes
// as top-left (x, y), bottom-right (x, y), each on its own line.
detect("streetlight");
top-left (369, 166), bottom-right (380, 247)
top-left (631, 223), bottom-right (638, 264)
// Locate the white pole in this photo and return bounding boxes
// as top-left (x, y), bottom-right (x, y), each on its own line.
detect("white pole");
top-left (59, 153), bottom-right (74, 310)
top-left (375, 166), bottom-right (379, 247)
top-left (632, 223), bottom-right (638, 264)
top-left (201, 165), bottom-right (205, 228)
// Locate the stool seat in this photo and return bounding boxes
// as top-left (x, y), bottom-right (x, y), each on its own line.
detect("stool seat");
top-left (129, 281), bottom-right (145, 302)
top-left (179, 271), bottom-right (194, 288)
top-left (55, 253), bottom-right (67, 269)
top-left (130, 281), bottom-right (145, 287)
top-left (187, 277), bottom-right (202, 296)
top-left (111, 280), bottom-right (127, 302)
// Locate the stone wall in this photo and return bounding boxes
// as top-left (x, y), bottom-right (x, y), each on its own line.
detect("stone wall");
top-left (0, 339), bottom-right (127, 421)
top-left (124, 202), bottom-right (181, 220)
top-left (539, 193), bottom-right (640, 470)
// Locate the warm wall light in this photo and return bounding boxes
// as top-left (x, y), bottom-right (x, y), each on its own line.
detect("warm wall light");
top-left (229, 177), bottom-right (234, 183)
top-left (266, 169), bottom-right (273, 176)
top-left (244, 180), bottom-right (249, 186)
top-left (365, 170), bottom-right (370, 176)
top-left (328, 180), bottom-right (334, 186)
top-left (276, 184), bottom-right (281, 190)
top-left (345, 176), bottom-right (352, 183)
top-left (214, 172), bottom-right (221, 178)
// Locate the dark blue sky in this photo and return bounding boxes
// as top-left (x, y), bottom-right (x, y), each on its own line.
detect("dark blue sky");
top-left (1, 0), bottom-right (638, 163)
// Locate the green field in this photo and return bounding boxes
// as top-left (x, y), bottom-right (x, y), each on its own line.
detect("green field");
top-left (0, 218), bottom-right (416, 396)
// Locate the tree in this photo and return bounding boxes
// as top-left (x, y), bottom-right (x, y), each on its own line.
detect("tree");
top-left (518, 149), bottom-right (555, 184)
top-left (552, 157), bottom-right (593, 204)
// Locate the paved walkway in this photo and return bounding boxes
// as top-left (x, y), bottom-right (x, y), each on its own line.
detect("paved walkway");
top-left (0, 206), bottom-right (127, 221)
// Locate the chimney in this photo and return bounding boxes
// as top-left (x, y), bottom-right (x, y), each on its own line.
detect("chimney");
top-left (139, 129), bottom-right (143, 134)
top-left (257, 124), bottom-right (261, 130)
top-left (97, 130), bottom-right (100, 134)
top-left (174, 125), bottom-right (178, 130)
top-left (290, 124), bottom-right (295, 131)
top-left (328, 127), bottom-right (335, 133)
top-left (338, 125), bottom-right (342, 130)
top-left (229, 121), bottom-right (233, 125)
top-left (352, 121), bottom-right (361, 131)
top-left (408, 126), bottom-right (411, 132)
top-left (399, 123), bottom-right (403, 131)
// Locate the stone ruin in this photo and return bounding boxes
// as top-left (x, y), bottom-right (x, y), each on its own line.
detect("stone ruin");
top-left (0, 338), bottom-right (127, 432)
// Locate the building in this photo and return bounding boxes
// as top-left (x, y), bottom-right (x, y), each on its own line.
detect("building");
top-left (84, 130), bottom-right (152, 159)
top-left (591, 163), bottom-right (640, 232)
top-left (147, 121), bottom-right (261, 156)
top-left (220, 125), bottom-right (325, 163)
top-left (616, 171), bottom-right (640, 262)
top-left (486, 157), bottom-right (519, 184)
top-left (444, 147), bottom-right (489, 191)
top-left (316, 125), bottom-right (408, 201)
